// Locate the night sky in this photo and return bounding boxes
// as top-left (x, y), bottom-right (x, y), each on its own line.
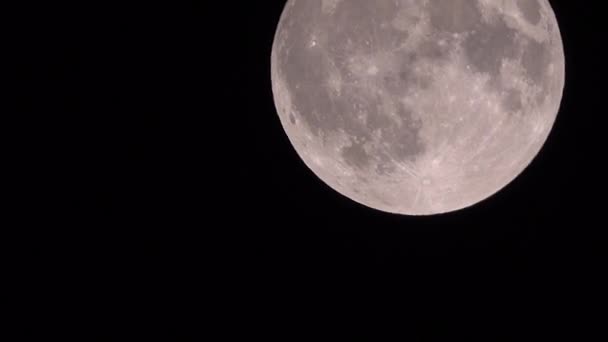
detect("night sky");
top-left (16, 0), bottom-right (607, 338)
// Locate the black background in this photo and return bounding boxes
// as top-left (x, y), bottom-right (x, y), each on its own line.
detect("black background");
top-left (16, 0), bottom-right (607, 338)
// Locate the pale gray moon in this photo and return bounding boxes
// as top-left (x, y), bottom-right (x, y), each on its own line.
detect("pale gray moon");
top-left (271, 0), bottom-right (565, 215)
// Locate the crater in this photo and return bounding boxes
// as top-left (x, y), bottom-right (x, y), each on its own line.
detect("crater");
top-left (392, 5), bottom-right (423, 32)
top-left (381, 53), bottom-right (418, 93)
top-left (383, 55), bottom-right (433, 93)
top-left (463, 16), bottom-right (518, 78)
top-left (375, 151), bottom-right (397, 175)
top-left (521, 39), bottom-right (550, 84)
top-left (328, 0), bottom-right (401, 54)
top-left (428, 0), bottom-right (481, 33)
top-left (381, 105), bottom-right (426, 162)
top-left (322, 0), bottom-right (341, 15)
top-left (516, 0), bottom-right (542, 26)
top-left (417, 38), bottom-right (451, 61)
top-left (366, 109), bottom-right (393, 131)
top-left (502, 88), bottom-right (523, 113)
top-left (341, 140), bottom-right (370, 168)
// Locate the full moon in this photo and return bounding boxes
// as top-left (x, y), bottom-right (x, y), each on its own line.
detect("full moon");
top-left (271, 0), bottom-right (565, 215)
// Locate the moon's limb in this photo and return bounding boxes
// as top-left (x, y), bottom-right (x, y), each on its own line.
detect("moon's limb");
top-left (271, 0), bottom-right (565, 215)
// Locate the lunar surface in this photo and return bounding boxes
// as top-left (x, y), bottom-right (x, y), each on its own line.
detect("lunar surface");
top-left (271, 0), bottom-right (565, 215)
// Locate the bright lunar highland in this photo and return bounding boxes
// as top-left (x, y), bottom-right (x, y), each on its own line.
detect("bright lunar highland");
top-left (271, 0), bottom-right (565, 215)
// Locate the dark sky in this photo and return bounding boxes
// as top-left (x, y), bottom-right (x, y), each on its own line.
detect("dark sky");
top-left (214, 0), bottom-right (602, 275)
top-left (17, 0), bottom-right (606, 338)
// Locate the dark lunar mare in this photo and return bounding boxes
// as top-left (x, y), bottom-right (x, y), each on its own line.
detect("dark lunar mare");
top-left (428, 1), bottom-right (554, 106)
top-left (277, 0), bottom-right (431, 168)
top-left (276, 0), bottom-right (555, 170)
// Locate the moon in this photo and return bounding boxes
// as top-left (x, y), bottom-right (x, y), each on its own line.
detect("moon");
top-left (271, 0), bottom-right (565, 215)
